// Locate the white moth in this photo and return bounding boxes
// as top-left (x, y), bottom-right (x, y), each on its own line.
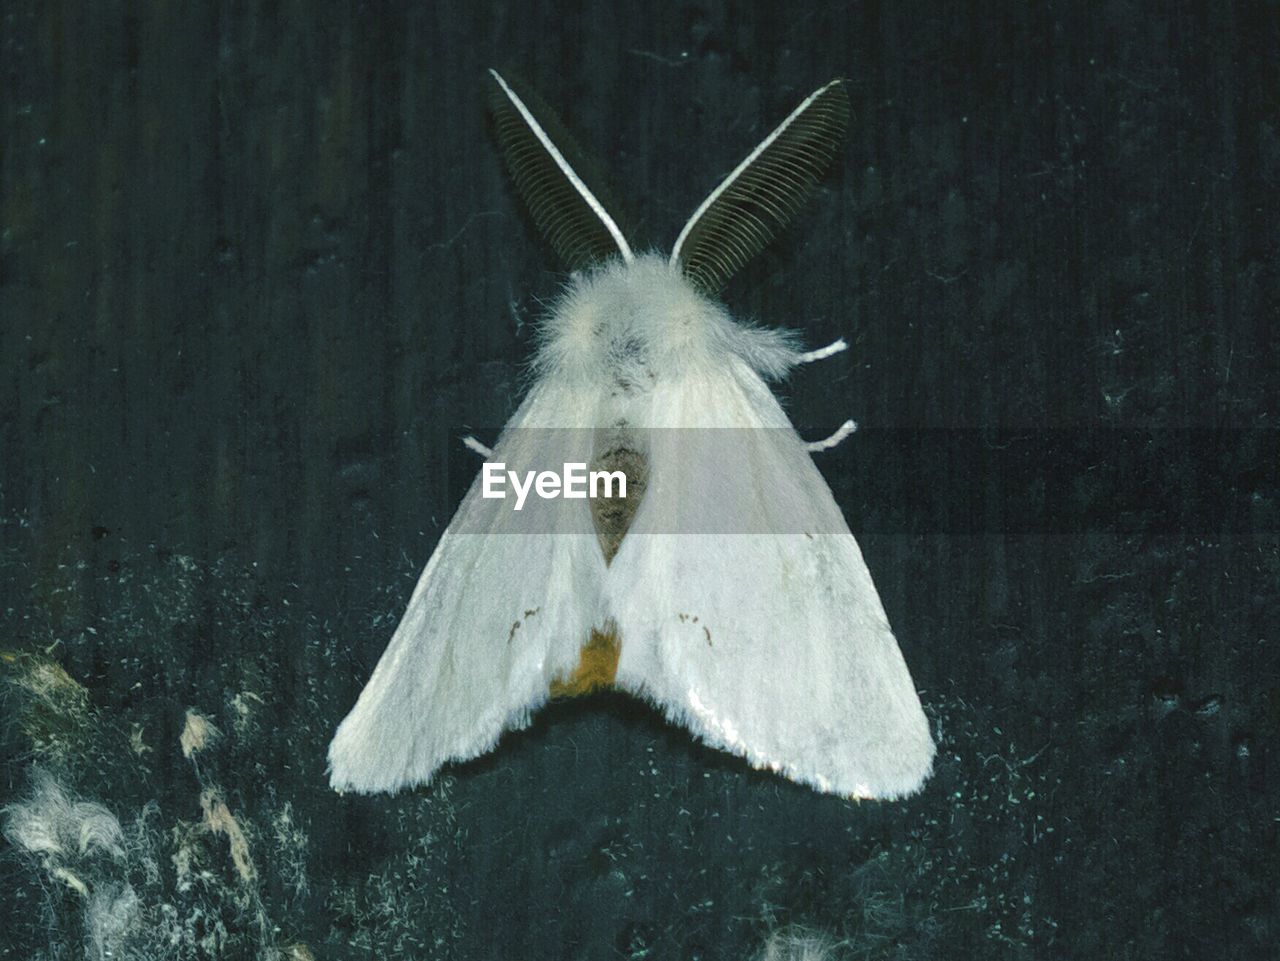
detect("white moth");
top-left (327, 71), bottom-right (935, 799)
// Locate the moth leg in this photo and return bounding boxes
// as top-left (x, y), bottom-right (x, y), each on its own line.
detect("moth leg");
top-left (804, 419), bottom-right (858, 453)
top-left (461, 435), bottom-right (496, 459)
top-left (796, 337), bottom-right (848, 365)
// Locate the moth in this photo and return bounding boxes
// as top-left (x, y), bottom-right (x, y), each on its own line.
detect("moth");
top-left (327, 71), bottom-right (935, 799)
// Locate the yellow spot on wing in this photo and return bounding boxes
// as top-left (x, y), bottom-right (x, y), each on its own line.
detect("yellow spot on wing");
top-left (550, 624), bottom-right (621, 697)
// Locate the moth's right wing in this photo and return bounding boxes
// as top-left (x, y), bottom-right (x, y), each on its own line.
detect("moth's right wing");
top-left (607, 362), bottom-right (934, 799)
top-left (328, 380), bottom-right (605, 794)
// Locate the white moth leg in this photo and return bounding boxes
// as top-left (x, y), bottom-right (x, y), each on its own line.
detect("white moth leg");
top-left (796, 337), bottom-right (848, 365)
top-left (798, 340), bottom-right (855, 452)
top-left (804, 419), bottom-right (857, 453)
top-left (461, 435), bottom-right (496, 459)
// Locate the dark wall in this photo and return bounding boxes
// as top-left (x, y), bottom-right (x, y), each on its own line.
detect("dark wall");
top-left (2, 2), bottom-right (1276, 960)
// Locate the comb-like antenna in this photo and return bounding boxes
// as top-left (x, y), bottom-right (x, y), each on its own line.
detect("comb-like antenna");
top-left (488, 69), bottom-right (634, 269)
top-left (671, 79), bottom-right (850, 294)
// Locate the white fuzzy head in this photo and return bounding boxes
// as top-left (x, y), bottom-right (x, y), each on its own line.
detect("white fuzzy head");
top-left (536, 254), bottom-right (804, 388)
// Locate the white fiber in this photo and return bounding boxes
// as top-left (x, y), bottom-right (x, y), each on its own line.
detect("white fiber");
top-left (753, 927), bottom-right (843, 961)
top-left (84, 881), bottom-right (141, 961)
top-left (200, 787), bottom-right (258, 884)
top-left (180, 709), bottom-right (219, 758)
top-left (2, 769), bottom-right (126, 862)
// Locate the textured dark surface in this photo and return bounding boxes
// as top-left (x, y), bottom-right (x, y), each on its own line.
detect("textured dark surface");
top-left (2, 2), bottom-right (1277, 959)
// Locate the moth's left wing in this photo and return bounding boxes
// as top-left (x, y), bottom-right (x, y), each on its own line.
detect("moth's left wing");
top-left (606, 363), bottom-right (934, 799)
top-left (328, 380), bottom-right (605, 794)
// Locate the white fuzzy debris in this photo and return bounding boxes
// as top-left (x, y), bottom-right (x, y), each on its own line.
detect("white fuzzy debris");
top-left (129, 722), bottom-right (152, 755)
top-left (2, 769), bottom-right (125, 861)
top-left (230, 690), bottom-right (266, 736)
top-left (51, 865), bottom-right (90, 897)
top-left (180, 709), bottom-right (220, 758)
top-left (85, 882), bottom-right (141, 961)
top-left (200, 788), bottom-right (258, 884)
top-left (10, 655), bottom-right (91, 707)
top-left (753, 927), bottom-right (844, 961)
top-left (0, 769), bottom-right (143, 961)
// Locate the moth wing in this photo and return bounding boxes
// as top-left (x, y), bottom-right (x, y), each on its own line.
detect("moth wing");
top-left (328, 380), bottom-right (604, 794)
top-left (607, 362), bottom-right (934, 798)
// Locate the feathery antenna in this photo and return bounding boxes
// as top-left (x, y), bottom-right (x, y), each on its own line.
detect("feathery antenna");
top-left (488, 69), bottom-right (634, 268)
top-left (671, 79), bottom-right (850, 294)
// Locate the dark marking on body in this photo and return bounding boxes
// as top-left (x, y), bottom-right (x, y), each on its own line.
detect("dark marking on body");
top-left (589, 430), bottom-right (648, 564)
